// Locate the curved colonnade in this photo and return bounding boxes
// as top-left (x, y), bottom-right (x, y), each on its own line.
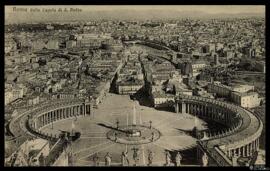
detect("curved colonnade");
top-left (175, 95), bottom-right (263, 166)
top-left (8, 94), bottom-right (262, 166)
top-left (9, 98), bottom-right (93, 142)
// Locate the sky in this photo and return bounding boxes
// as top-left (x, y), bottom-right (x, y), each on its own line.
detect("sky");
top-left (5, 5), bottom-right (265, 23)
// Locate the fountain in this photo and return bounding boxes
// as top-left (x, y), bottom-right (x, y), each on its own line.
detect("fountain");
top-left (107, 101), bottom-right (161, 145)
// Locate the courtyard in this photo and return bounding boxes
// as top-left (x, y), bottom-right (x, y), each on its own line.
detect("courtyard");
top-left (41, 93), bottom-right (207, 166)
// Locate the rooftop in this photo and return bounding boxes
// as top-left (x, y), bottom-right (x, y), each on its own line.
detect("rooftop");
top-left (231, 91), bottom-right (258, 97)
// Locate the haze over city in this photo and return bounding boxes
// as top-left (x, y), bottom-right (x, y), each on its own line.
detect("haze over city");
top-left (5, 5), bottom-right (265, 24)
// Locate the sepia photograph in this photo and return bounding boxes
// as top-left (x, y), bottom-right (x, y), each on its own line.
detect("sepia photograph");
top-left (4, 5), bottom-right (266, 167)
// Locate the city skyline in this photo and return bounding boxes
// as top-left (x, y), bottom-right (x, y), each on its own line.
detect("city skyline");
top-left (5, 5), bottom-right (265, 24)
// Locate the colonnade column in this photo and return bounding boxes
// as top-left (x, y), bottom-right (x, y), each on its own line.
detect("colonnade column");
top-left (239, 147), bottom-right (242, 156)
top-left (78, 105), bottom-right (80, 116)
top-left (54, 110), bottom-right (57, 121)
top-left (84, 104), bottom-right (87, 116)
top-left (253, 140), bottom-right (257, 151)
top-left (44, 113), bottom-right (47, 125)
top-left (82, 104), bottom-right (85, 116)
top-left (65, 108), bottom-right (68, 118)
top-left (72, 106), bottom-right (74, 116)
top-left (248, 144), bottom-right (251, 156)
top-left (44, 113), bottom-right (46, 125)
top-left (53, 110), bottom-right (56, 121)
top-left (64, 108), bottom-right (66, 118)
top-left (40, 115), bottom-right (43, 127)
top-left (182, 102), bottom-right (186, 113)
top-left (255, 139), bottom-right (259, 151)
top-left (244, 145), bottom-right (247, 157)
top-left (48, 112), bottom-right (50, 124)
top-left (42, 115), bottom-right (45, 126)
top-left (190, 104), bottom-right (194, 115)
top-left (175, 103), bottom-right (179, 113)
top-left (49, 112), bottom-right (51, 123)
top-left (257, 139), bottom-right (260, 150)
top-left (252, 141), bottom-right (255, 153)
top-left (62, 108), bottom-right (65, 119)
top-left (89, 104), bottom-right (91, 115)
top-left (250, 142), bottom-right (253, 154)
top-left (90, 104), bottom-right (93, 115)
top-left (194, 104), bottom-right (197, 116)
top-left (52, 111), bottom-right (54, 122)
top-left (66, 108), bottom-right (69, 118)
top-left (37, 117), bottom-right (40, 128)
top-left (242, 145), bottom-right (246, 157)
top-left (60, 109), bottom-right (62, 119)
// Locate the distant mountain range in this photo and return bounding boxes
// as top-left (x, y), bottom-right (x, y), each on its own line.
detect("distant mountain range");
top-left (5, 9), bottom-right (264, 24)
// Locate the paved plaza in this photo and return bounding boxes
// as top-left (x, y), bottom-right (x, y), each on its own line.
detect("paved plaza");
top-left (41, 93), bottom-right (207, 166)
